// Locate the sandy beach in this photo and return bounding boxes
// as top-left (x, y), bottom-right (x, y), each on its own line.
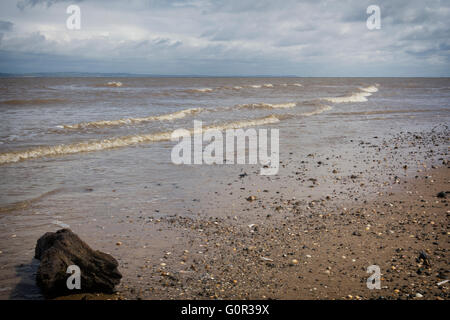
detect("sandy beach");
top-left (105, 127), bottom-right (448, 300)
top-left (42, 125), bottom-right (448, 301)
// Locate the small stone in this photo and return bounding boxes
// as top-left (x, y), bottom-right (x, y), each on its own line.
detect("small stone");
top-left (116, 242), bottom-right (122, 246)
top-left (436, 191), bottom-right (446, 198)
top-left (247, 196), bottom-right (257, 202)
top-left (415, 293), bottom-right (423, 298)
top-left (292, 259), bottom-right (299, 264)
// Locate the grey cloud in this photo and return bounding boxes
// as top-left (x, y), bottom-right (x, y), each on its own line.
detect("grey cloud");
top-left (0, 0), bottom-right (449, 76)
top-left (0, 21), bottom-right (13, 32)
top-left (17, 0), bottom-right (83, 10)
top-left (0, 21), bottom-right (13, 46)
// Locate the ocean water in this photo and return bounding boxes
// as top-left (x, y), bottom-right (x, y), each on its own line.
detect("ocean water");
top-left (0, 77), bottom-right (449, 209)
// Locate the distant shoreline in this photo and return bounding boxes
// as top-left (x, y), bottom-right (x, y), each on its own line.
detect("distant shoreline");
top-left (1, 73), bottom-right (449, 79)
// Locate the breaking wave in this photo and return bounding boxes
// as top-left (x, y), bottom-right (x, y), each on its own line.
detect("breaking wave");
top-left (323, 85), bottom-right (379, 103)
top-left (185, 83), bottom-right (300, 93)
top-left (92, 81), bottom-right (123, 88)
top-left (359, 85), bottom-right (378, 93)
top-left (328, 109), bottom-right (436, 116)
top-left (237, 102), bottom-right (297, 110)
top-left (59, 108), bottom-right (203, 129)
top-left (106, 81), bottom-right (123, 87)
top-left (323, 92), bottom-right (372, 103)
top-left (0, 116), bottom-right (280, 164)
top-left (189, 88), bottom-right (214, 93)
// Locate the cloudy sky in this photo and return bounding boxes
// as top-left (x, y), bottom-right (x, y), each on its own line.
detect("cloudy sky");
top-left (0, 0), bottom-right (449, 76)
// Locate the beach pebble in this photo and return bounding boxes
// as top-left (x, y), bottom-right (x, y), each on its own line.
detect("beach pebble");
top-left (415, 293), bottom-right (423, 298)
top-left (116, 242), bottom-right (122, 246)
top-left (436, 191), bottom-right (446, 198)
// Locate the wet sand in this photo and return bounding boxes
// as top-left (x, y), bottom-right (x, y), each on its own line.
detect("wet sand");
top-left (108, 127), bottom-right (448, 300)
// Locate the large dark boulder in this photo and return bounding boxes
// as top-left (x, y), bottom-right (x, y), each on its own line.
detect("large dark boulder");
top-left (35, 229), bottom-right (122, 298)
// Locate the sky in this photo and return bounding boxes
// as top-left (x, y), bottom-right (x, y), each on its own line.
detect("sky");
top-left (0, 0), bottom-right (449, 76)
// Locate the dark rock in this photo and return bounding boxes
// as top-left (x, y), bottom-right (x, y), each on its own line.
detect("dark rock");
top-left (416, 251), bottom-right (431, 267)
top-left (436, 191), bottom-right (446, 199)
top-left (35, 229), bottom-right (122, 298)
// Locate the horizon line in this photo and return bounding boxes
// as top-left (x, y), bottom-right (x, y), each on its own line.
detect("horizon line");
top-left (0, 72), bottom-right (449, 78)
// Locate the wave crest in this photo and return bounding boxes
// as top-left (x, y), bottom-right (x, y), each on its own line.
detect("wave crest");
top-left (59, 108), bottom-right (203, 129)
top-left (323, 85), bottom-right (379, 103)
top-left (360, 85), bottom-right (378, 93)
top-left (238, 102), bottom-right (297, 110)
top-left (106, 81), bottom-right (123, 87)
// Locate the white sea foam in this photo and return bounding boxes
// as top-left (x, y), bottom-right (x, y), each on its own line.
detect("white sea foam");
top-left (60, 108), bottom-right (203, 129)
top-left (238, 102), bottom-right (297, 110)
top-left (323, 92), bottom-right (372, 103)
top-left (323, 85), bottom-right (379, 103)
top-left (106, 81), bottom-right (123, 87)
top-left (193, 88), bottom-right (213, 93)
top-left (360, 85), bottom-right (378, 93)
top-left (280, 83), bottom-right (302, 87)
